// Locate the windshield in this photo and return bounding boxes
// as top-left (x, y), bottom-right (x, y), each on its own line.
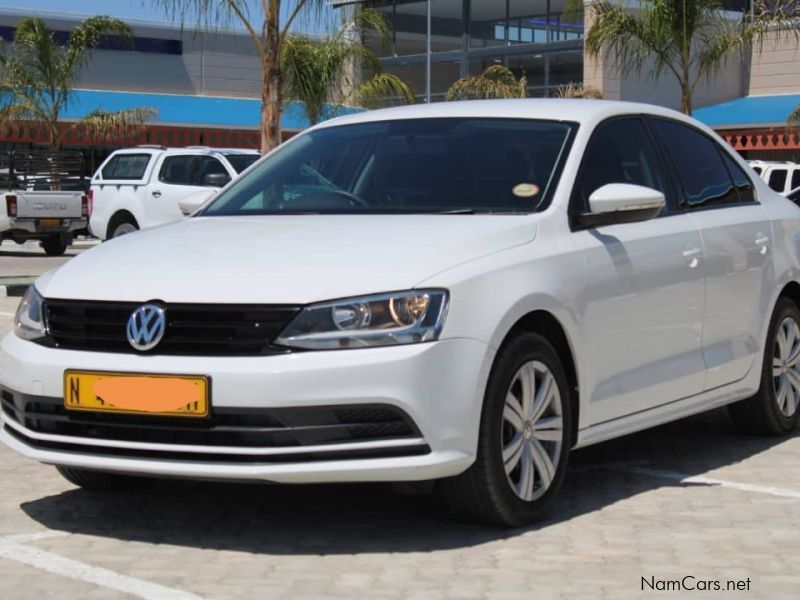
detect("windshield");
top-left (202, 118), bottom-right (575, 216)
top-left (224, 154), bottom-right (260, 173)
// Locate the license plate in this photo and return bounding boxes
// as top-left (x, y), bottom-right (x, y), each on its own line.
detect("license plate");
top-left (38, 218), bottom-right (61, 230)
top-left (64, 370), bottom-right (209, 417)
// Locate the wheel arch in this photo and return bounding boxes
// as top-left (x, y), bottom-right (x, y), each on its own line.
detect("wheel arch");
top-left (496, 309), bottom-right (580, 446)
top-left (106, 210), bottom-right (139, 239)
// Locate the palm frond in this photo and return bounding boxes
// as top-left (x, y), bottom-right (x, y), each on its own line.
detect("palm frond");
top-left (64, 16), bottom-right (133, 76)
top-left (282, 9), bottom-right (408, 124)
top-left (554, 83), bottom-right (607, 99)
top-left (789, 104), bottom-right (800, 127)
top-left (446, 65), bottom-right (527, 101)
top-left (352, 73), bottom-right (415, 108)
top-left (78, 107), bottom-right (157, 141)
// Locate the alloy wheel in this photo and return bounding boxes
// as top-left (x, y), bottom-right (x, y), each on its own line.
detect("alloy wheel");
top-left (773, 316), bottom-right (800, 417)
top-left (501, 360), bottom-right (564, 501)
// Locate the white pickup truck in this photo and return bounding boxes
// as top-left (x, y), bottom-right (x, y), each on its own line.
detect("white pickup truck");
top-left (89, 146), bottom-right (260, 239)
top-left (0, 151), bottom-right (90, 256)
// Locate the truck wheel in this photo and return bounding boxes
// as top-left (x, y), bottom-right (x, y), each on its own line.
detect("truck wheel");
top-left (41, 235), bottom-right (68, 256)
top-left (111, 221), bottom-right (138, 238)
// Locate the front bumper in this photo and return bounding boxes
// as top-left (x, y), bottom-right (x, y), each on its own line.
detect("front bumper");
top-left (0, 333), bottom-right (492, 482)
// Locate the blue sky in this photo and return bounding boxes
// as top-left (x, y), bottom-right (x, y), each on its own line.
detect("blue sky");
top-left (0, 1), bottom-right (336, 33)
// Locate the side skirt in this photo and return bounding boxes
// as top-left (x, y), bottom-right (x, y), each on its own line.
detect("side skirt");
top-left (574, 380), bottom-right (758, 449)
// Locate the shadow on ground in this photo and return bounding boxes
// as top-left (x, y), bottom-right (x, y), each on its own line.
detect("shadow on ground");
top-left (0, 249), bottom-right (79, 258)
top-left (21, 407), bottom-right (798, 554)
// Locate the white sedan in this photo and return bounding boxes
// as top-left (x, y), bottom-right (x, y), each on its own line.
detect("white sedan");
top-left (3, 100), bottom-right (800, 526)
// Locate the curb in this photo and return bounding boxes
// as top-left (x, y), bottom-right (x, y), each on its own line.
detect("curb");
top-left (0, 284), bottom-right (29, 298)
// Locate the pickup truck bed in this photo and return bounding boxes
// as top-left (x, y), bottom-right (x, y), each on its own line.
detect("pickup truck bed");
top-left (0, 151), bottom-right (90, 256)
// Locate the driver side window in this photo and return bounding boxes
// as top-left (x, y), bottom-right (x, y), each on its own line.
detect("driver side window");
top-left (572, 117), bottom-right (670, 214)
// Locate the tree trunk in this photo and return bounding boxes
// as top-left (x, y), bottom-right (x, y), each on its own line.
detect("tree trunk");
top-left (680, 81), bottom-right (692, 116)
top-left (260, 58), bottom-right (283, 154)
top-left (259, 11), bottom-right (283, 155)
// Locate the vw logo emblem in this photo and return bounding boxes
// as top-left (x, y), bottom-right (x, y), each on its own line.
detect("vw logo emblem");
top-left (126, 304), bottom-right (166, 351)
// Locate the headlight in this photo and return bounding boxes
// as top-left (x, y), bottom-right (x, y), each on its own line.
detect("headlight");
top-left (276, 289), bottom-right (449, 350)
top-left (14, 286), bottom-right (48, 341)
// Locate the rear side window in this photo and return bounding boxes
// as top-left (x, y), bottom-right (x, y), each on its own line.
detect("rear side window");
top-left (101, 154), bottom-right (151, 180)
top-left (791, 169), bottom-right (800, 191)
top-left (651, 119), bottom-right (739, 208)
top-left (572, 117), bottom-right (670, 212)
top-left (159, 156), bottom-right (195, 185)
top-left (721, 152), bottom-right (755, 203)
top-left (768, 169), bottom-right (788, 192)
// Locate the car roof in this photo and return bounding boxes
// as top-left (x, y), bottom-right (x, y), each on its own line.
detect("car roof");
top-left (313, 98), bottom-right (704, 131)
top-left (109, 146), bottom-right (259, 155)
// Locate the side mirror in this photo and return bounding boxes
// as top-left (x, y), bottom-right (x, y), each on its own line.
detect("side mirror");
top-left (203, 172), bottom-right (231, 188)
top-left (179, 190), bottom-right (216, 216)
top-left (575, 183), bottom-right (665, 229)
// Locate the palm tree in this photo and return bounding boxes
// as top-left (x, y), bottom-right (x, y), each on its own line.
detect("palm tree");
top-left (0, 17), bottom-right (156, 151)
top-left (585, 0), bottom-right (800, 115)
top-left (790, 105), bottom-right (800, 127)
top-left (153, 0), bottom-right (334, 153)
top-left (446, 65), bottom-right (527, 101)
top-left (554, 83), bottom-right (606, 99)
top-left (281, 10), bottom-right (414, 126)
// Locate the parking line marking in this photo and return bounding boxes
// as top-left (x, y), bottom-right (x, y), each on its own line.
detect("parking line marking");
top-left (0, 312), bottom-right (14, 317)
top-left (611, 466), bottom-right (800, 499)
top-left (0, 531), bottom-right (204, 600)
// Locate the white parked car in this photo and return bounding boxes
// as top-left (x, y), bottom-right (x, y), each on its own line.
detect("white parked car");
top-left (89, 146), bottom-right (260, 239)
top-left (748, 160), bottom-right (800, 195)
top-left (3, 100), bottom-right (800, 526)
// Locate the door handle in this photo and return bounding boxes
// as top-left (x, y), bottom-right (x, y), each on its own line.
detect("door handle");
top-left (755, 234), bottom-right (770, 255)
top-left (152, 190), bottom-right (162, 198)
top-left (682, 246), bottom-right (702, 268)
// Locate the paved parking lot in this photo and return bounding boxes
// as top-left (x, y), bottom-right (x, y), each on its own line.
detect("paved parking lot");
top-left (1, 242), bottom-right (800, 598)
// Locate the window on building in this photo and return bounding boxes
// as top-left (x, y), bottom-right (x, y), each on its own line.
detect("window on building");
top-left (470, 0), bottom-right (507, 48)
top-left (651, 119), bottom-right (740, 207)
top-left (101, 154), bottom-right (151, 180)
top-left (572, 117), bottom-right (669, 213)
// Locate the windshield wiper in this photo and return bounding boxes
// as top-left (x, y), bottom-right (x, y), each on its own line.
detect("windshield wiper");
top-left (434, 208), bottom-right (476, 214)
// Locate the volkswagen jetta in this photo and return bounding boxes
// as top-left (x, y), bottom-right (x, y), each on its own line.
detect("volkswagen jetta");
top-left (3, 100), bottom-right (800, 526)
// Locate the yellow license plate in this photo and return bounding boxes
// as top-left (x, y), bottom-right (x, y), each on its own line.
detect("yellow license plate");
top-left (64, 370), bottom-right (209, 417)
top-left (39, 218), bottom-right (61, 228)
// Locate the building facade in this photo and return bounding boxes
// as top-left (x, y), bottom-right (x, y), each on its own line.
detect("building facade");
top-left (0, 8), bottom-right (340, 173)
top-left (362, 0), bottom-right (584, 102)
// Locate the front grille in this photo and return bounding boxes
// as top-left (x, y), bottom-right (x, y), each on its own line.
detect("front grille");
top-left (1, 389), bottom-right (422, 451)
top-left (43, 299), bottom-right (300, 355)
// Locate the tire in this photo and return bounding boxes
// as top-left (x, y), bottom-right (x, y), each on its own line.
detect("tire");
top-left (56, 466), bottom-right (152, 491)
top-left (729, 297), bottom-right (800, 435)
top-left (439, 332), bottom-right (573, 526)
top-left (110, 220), bottom-right (138, 239)
top-left (40, 235), bottom-right (68, 256)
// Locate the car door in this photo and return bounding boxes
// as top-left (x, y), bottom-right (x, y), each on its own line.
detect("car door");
top-left (569, 117), bottom-right (707, 424)
top-left (145, 154), bottom-right (197, 227)
top-left (649, 117), bottom-right (773, 390)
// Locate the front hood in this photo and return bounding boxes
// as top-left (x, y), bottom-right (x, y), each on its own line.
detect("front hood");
top-left (38, 215), bottom-right (536, 304)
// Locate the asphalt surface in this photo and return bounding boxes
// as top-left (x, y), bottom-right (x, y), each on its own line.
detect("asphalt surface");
top-left (0, 239), bottom-right (799, 598)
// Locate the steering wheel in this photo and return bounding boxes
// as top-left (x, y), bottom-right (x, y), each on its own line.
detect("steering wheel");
top-left (320, 188), bottom-right (370, 208)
